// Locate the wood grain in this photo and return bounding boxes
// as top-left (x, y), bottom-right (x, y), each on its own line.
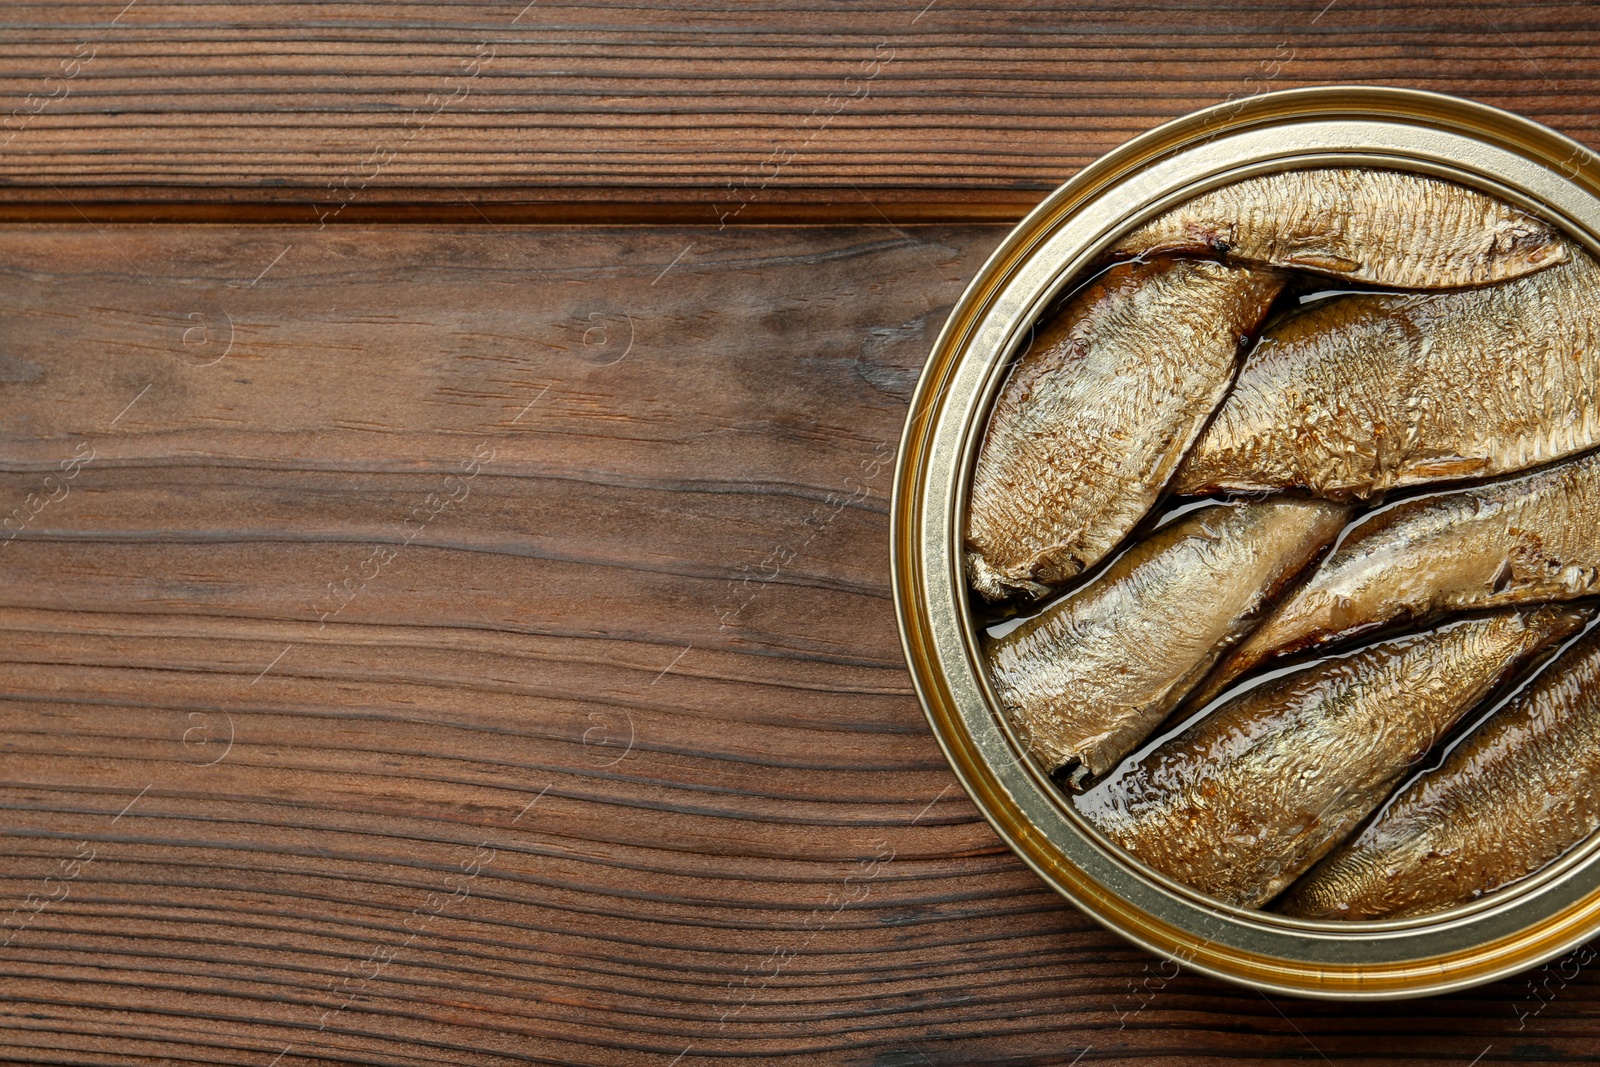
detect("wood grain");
top-left (2, 223), bottom-right (1598, 1065)
top-left (2, 1), bottom-right (1600, 220)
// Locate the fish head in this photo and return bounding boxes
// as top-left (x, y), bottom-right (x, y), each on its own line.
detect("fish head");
top-left (1184, 218), bottom-right (1238, 257)
top-left (1130, 215), bottom-right (1239, 260)
top-left (1485, 222), bottom-right (1570, 281)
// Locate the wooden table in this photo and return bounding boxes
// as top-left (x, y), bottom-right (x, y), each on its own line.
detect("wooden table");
top-left (3, 3), bottom-right (1598, 1063)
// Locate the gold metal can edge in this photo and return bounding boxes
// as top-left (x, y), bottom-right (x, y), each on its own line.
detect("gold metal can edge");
top-left (890, 85), bottom-right (1600, 1000)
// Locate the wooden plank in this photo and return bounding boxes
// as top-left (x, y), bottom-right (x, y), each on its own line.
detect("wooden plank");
top-left (1, 1), bottom-right (1599, 220)
top-left (1, 222), bottom-right (1596, 1064)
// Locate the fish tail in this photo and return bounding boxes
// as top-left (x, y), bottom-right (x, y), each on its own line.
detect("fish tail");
top-left (965, 549), bottom-right (1053, 604)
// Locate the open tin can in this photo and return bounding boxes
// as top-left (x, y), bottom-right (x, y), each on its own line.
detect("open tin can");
top-left (890, 85), bottom-right (1600, 999)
